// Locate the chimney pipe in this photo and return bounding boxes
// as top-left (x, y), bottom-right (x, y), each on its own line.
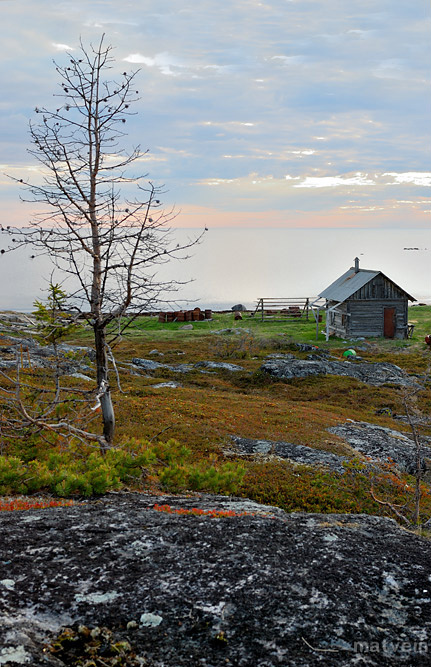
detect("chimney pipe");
top-left (354, 257), bottom-right (360, 273)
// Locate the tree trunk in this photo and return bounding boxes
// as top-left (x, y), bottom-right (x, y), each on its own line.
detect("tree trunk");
top-left (94, 324), bottom-right (115, 452)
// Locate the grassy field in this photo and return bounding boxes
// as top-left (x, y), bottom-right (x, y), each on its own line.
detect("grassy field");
top-left (1, 306), bottom-right (431, 524)
top-left (114, 303), bottom-right (431, 345)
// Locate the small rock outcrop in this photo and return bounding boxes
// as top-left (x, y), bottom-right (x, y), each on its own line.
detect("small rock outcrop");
top-left (0, 335), bottom-right (95, 375)
top-left (195, 360), bottom-right (244, 372)
top-left (329, 421), bottom-right (431, 474)
top-left (0, 494), bottom-right (430, 666)
top-left (131, 357), bottom-right (193, 373)
top-left (261, 354), bottom-right (417, 387)
top-left (132, 358), bottom-right (244, 374)
top-left (229, 435), bottom-right (349, 472)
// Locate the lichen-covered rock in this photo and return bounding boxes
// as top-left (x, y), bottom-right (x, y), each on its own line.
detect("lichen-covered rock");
top-left (195, 360), bottom-right (244, 372)
top-left (329, 421), bottom-right (431, 474)
top-left (0, 493), bottom-right (430, 666)
top-left (229, 435), bottom-right (349, 472)
top-left (0, 336), bottom-right (95, 374)
top-left (261, 354), bottom-right (417, 387)
top-left (132, 358), bottom-right (244, 374)
top-left (132, 357), bottom-right (193, 373)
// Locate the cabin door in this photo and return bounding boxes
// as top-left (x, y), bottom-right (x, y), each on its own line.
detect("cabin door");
top-left (384, 307), bottom-right (396, 338)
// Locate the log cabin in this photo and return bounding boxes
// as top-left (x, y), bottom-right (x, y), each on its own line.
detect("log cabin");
top-left (319, 258), bottom-right (416, 339)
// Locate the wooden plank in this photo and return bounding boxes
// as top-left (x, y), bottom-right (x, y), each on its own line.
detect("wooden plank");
top-left (254, 297), bottom-right (313, 321)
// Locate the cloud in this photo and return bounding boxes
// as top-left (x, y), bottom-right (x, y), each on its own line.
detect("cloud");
top-left (295, 173), bottom-right (375, 188)
top-left (290, 150), bottom-right (315, 156)
top-left (340, 205), bottom-right (384, 211)
top-left (192, 169), bottom-right (431, 198)
top-left (346, 29), bottom-right (374, 39)
top-left (123, 52), bottom-right (233, 78)
top-left (270, 55), bottom-right (306, 66)
top-left (123, 52), bottom-right (184, 76)
top-left (0, 0), bottom-right (430, 232)
top-left (383, 172), bottom-right (431, 187)
top-left (52, 43), bottom-right (74, 51)
top-left (85, 19), bottom-right (139, 27)
top-left (198, 120), bottom-right (257, 134)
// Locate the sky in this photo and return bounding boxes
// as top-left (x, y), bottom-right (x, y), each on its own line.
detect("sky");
top-left (0, 0), bottom-right (430, 230)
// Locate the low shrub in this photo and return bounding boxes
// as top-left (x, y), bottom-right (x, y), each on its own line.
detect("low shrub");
top-left (0, 497), bottom-right (75, 512)
top-left (237, 459), bottom-right (431, 521)
top-left (160, 461), bottom-right (245, 495)
top-left (0, 439), bottom-right (245, 498)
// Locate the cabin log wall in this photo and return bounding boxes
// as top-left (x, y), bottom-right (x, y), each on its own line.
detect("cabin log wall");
top-left (349, 275), bottom-right (405, 301)
top-left (347, 300), bottom-right (407, 338)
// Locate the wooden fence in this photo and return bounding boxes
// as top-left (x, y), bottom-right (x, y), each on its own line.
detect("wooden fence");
top-left (252, 298), bottom-right (312, 321)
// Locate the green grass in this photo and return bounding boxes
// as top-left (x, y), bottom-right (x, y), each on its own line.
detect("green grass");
top-left (119, 310), bottom-right (326, 342)
top-left (89, 305), bottom-right (431, 350)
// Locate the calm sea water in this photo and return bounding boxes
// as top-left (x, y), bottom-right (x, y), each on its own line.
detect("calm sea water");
top-left (1, 228), bottom-right (430, 312)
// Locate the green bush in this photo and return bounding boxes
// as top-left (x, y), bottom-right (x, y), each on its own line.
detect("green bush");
top-left (187, 462), bottom-right (245, 494)
top-left (0, 438), bottom-right (245, 498)
top-left (159, 460), bottom-right (245, 495)
top-left (0, 457), bottom-right (27, 494)
top-left (159, 464), bottom-right (188, 491)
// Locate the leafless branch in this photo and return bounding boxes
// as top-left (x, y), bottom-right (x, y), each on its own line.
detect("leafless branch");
top-left (370, 486), bottom-right (411, 527)
top-left (0, 35), bottom-right (205, 451)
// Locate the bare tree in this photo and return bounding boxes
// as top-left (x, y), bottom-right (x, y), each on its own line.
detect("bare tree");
top-left (1, 36), bottom-right (203, 451)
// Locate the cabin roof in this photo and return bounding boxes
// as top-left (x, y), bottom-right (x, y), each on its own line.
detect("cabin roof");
top-left (319, 267), bottom-right (416, 302)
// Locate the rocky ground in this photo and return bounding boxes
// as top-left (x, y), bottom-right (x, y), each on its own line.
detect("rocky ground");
top-left (328, 422), bottom-right (431, 476)
top-left (0, 321), bottom-right (419, 390)
top-left (227, 435), bottom-right (349, 472)
top-left (1, 493), bottom-right (431, 667)
top-left (2, 316), bottom-right (431, 665)
top-left (227, 423), bottom-right (431, 478)
top-left (260, 353), bottom-right (418, 388)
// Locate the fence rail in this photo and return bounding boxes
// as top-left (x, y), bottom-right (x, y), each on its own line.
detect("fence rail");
top-left (252, 298), bottom-right (314, 321)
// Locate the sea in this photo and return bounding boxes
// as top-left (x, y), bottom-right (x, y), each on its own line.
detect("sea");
top-left (0, 227), bottom-right (430, 312)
